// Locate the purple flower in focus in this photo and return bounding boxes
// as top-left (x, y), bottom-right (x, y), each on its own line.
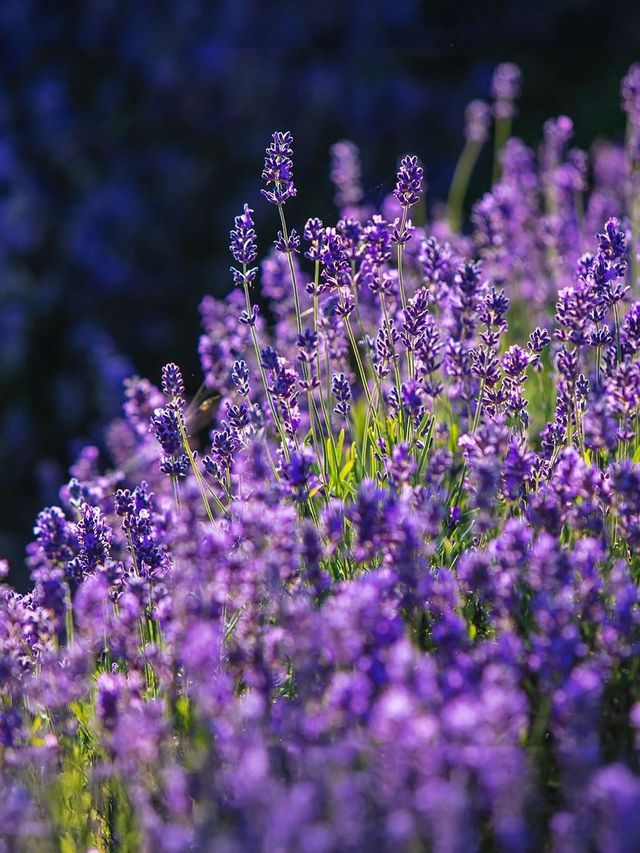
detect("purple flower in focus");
top-left (261, 131), bottom-right (297, 206)
top-left (161, 362), bottom-right (185, 400)
top-left (76, 503), bottom-right (112, 573)
top-left (394, 155), bottom-right (424, 209)
top-left (230, 204), bottom-right (259, 288)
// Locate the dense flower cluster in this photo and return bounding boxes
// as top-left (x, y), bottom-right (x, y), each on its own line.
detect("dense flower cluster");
top-left (4, 0), bottom-right (528, 558)
top-left (4, 65), bottom-right (640, 850)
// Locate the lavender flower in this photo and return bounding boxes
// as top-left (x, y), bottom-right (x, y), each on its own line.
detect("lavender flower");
top-left (297, 329), bottom-right (318, 365)
top-left (280, 447), bottom-right (319, 502)
top-left (209, 425), bottom-right (240, 469)
top-left (8, 81), bottom-right (640, 853)
top-left (303, 217), bottom-right (325, 261)
top-left (150, 403), bottom-right (184, 458)
top-left (231, 359), bottom-right (250, 396)
top-left (33, 507), bottom-right (76, 565)
top-left (274, 228), bottom-right (300, 254)
top-left (150, 402), bottom-right (189, 478)
top-left (332, 372), bottom-right (351, 418)
top-left (76, 503), bottom-right (112, 573)
top-left (261, 131), bottom-right (297, 206)
top-left (491, 62), bottom-right (522, 119)
top-left (394, 155), bottom-right (424, 209)
top-left (161, 362), bottom-right (185, 400)
top-left (230, 203), bottom-right (259, 287)
top-left (464, 99), bottom-right (491, 144)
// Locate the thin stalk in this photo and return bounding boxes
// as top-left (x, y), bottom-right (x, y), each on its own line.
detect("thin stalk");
top-left (346, 265), bottom-right (389, 439)
top-left (379, 292), bottom-right (407, 440)
top-left (324, 339), bottom-right (334, 424)
top-left (449, 377), bottom-right (485, 515)
top-left (126, 531), bottom-right (139, 576)
top-left (275, 210), bottom-right (326, 469)
top-left (344, 315), bottom-right (375, 410)
top-left (312, 306), bottom-right (337, 483)
top-left (493, 117), bottom-right (511, 184)
top-left (574, 189), bottom-right (585, 232)
top-left (447, 139), bottom-right (482, 232)
top-left (311, 264), bottom-right (333, 441)
top-left (396, 208), bottom-right (409, 312)
top-left (171, 475), bottom-right (182, 513)
top-left (414, 413), bottom-right (435, 481)
top-left (225, 463), bottom-right (232, 501)
top-left (396, 207), bottom-right (415, 382)
top-left (242, 278), bottom-right (289, 464)
top-left (307, 386), bottom-right (329, 490)
top-left (359, 382), bottom-right (382, 480)
top-left (572, 397), bottom-right (585, 457)
top-left (614, 302), bottom-right (622, 365)
top-left (349, 261), bottom-right (367, 339)
top-left (278, 205), bottom-right (303, 337)
top-left (64, 581), bottom-right (74, 648)
top-left (343, 312), bottom-right (391, 457)
top-left (177, 416), bottom-right (228, 521)
top-left (244, 392), bottom-right (280, 481)
top-left (379, 295), bottom-right (403, 399)
top-left (168, 381), bottom-right (226, 519)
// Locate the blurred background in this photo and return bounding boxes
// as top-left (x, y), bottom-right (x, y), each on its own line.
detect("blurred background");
top-left (1, 0), bottom-right (639, 576)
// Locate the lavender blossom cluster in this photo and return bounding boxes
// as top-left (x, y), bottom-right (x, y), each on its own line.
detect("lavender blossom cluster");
top-left (4, 64), bottom-right (640, 851)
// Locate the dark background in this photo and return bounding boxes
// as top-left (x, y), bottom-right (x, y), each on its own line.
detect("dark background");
top-left (1, 0), bottom-right (639, 580)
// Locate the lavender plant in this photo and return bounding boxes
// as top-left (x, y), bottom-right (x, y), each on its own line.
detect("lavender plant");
top-left (5, 65), bottom-right (640, 851)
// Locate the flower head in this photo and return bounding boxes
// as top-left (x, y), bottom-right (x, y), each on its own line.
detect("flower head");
top-left (394, 155), bottom-right (424, 209)
top-left (465, 99), bottom-right (491, 144)
top-left (230, 204), bottom-right (258, 287)
top-left (491, 62), bottom-right (522, 119)
top-left (261, 131), bottom-right (297, 206)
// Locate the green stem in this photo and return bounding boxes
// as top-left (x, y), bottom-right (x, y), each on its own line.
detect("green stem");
top-left (344, 315), bottom-right (374, 410)
top-left (275, 209), bottom-right (326, 471)
top-left (449, 377), bottom-right (485, 515)
top-left (396, 207), bottom-right (415, 382)
top-left (396, 208), bottom-right (409, 313)
top-left (278, 205), bottom-right (303, 337)
top-left (64, 582), bottom-right (74, 648)
top-left (312, 264), bottom-right (332, 440)
top-left (447, 139), bottom-right (482, 232)
top-left (493, 117), bottom-right (511, 184)
top-left (380, 292), bottom-right (406, 439)
top-left (243, 279), bottom-right (289, 464)
top-left (177, 416), bottom-right (228, 521)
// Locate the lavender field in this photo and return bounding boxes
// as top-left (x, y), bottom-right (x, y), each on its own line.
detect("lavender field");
top-left (4, 62), bottom-right (640, 850)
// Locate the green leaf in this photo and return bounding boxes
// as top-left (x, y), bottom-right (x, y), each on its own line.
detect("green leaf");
top-left (336, 428), bottom-right (346, 466)
top-left (448, 421), bottom-right (459, 453)
top-left (339, 459), bottom-right (354, 481)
